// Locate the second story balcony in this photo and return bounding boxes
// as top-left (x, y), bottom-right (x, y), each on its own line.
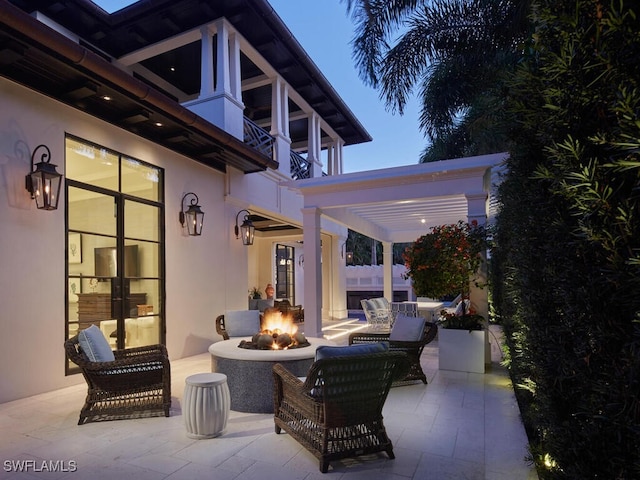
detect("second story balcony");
top-left (244, 117), bottom-right (314, 179)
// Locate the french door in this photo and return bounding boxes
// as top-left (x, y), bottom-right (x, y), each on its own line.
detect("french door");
top-left (275, 244), bottom-right (295, 303)
top-left (65, 136), bottom-right (164, 373)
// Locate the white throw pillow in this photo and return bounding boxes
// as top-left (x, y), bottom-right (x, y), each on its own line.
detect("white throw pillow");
top-left (78, 324), bottom-right (115, 362)
top-left (224, 310), bottom-right (261, 337)
top-left (389, 314), bottom-right (426, 342)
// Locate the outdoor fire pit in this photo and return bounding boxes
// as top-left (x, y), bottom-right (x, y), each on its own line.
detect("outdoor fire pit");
top-left (209, 312), bottom-right (334, 413)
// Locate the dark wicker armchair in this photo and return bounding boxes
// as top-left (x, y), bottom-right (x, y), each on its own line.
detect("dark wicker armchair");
top-left (273, 351), bottom-right (409, 473)
top-left (64, 335), bottom-right (171, 425)
top-left (348, 321), bottom-right (438, 385)
top-left (274, 299), bottom-right (304, 322)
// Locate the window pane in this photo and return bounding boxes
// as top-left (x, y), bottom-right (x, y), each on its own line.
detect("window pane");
top-left (125, 200), bottom-right (160, 242)
top-left (68, 187), bottom-right (116, 236)
top-left (129, 279), bottom-right (161, 347)
top-left (129, 240), bottom-right (160, 278)
top-left (65, 137), bottom-right (118, 190)
top-left (121, 156), bottom-right (161, 202)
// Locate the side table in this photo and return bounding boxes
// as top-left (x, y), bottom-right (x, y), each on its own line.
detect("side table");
top-left (183, 373), bottom-right (230, 439)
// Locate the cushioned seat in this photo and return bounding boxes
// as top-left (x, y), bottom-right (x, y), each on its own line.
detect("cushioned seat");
top-left (273, 349), bottom-right (409, 472)
top-left (349, 316), bottom-right (437, 385)
top-left (64, 325), bottom-right (171, 425)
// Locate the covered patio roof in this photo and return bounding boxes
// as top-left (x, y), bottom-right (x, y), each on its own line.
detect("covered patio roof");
top-left (287, 152), bottom-right (508, 338)
top-left (287, 152), bottom-right (507, 244)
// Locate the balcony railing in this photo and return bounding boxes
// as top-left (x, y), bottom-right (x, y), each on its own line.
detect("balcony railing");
top-left (290, 150), bottom-right (311, 180)
top-left (243, 116), bottom-right (274, 159)
top-left (242, 116), bottom-right (321, 179)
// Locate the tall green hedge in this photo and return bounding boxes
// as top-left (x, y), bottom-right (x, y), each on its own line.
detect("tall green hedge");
top-left (492, 0), bottom-right (640, 478)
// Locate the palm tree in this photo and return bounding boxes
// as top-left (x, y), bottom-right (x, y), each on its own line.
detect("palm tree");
top-left (342, 0), bottom-right (531, 161)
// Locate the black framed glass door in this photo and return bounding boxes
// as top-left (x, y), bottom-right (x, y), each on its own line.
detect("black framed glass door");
top-left (65, 136), bottom-right (164, 373)
top-left (275, 244), bottom-right (295, 304)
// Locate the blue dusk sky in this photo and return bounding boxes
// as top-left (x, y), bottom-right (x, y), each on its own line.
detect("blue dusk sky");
top-left (92, 0), bottom-right (427, 173)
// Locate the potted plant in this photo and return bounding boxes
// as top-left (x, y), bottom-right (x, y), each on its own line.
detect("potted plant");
top-left (249, 287), bottom-right (262, 300)
top-left (437, 306), bottom-right (486, 373)
top-left (402, 220), bottom-right (488, 373)
top-left (248, 287), bottom-right (262, 310)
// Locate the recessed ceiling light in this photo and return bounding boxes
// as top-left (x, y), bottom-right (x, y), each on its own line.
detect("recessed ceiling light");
top-left (170, 66), bottom-right (176, 72)
top-left (154, 122), bottom-right (163, 127)
top-left (421, 218), bottom-right (426, 224)
top-left (102, 95), bottom-right (111, 101)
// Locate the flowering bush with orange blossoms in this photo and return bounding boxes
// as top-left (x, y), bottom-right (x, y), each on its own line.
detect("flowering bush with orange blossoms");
top-left (402, 220), bottom-right (486, 300)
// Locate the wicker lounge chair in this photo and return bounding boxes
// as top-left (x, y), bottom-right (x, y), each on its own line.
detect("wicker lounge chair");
top-left (64, 335), bottom-right (171, 425)
top-left (348, 321), bottom-right (438, 385)
top-left (360, 297), bottom-right (392, 328)
top-left (273, 351), bottom-right (409, 473)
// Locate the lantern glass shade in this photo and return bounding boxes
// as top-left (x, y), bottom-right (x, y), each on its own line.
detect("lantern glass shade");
top-left (240, 219), bottom-right (255, 245)
top-left (346, 251), bottom-right (354, 265)
top-left (185, 204), bottom-right (204, 236)
top-left (29, 161), bottom-right (62, 211)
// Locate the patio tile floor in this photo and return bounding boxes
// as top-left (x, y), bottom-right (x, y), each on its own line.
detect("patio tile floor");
top-left (0, 325), bottom-right (538, 479)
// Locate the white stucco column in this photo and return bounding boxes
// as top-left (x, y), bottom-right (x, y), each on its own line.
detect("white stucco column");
top-left (271, 77), bottom-right (291, 176)
top-left (330, 235), bottom-right (348, 320)
top-left (199, 26), bottom-right (215, 97)
top-left (213, 21), bottom-right (230, 98)
top-left (466, 192), bottom-right (490, 364)
top-left (326, 143), bottom-right (335, 176)
top-left (187, 19), bottom-right (244, 139)
top-left (307, 113), bottom-right (323, 177)
top-left (229, 32), bottom-right (242, 101)
top-left (302, 207), bottom-right (323, 338)
top-left (382, 241), bottom-right (393, 301)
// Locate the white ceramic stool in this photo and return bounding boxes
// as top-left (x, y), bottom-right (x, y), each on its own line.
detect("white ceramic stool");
top-left (183, 373), bottom-right (230, 439)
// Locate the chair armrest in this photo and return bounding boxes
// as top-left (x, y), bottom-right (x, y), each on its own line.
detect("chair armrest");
top-left (421, 321), bottom-right (438, 345)
top-left (273, 363), bottom-right (317, 411)
top-left (215, 315), bottom-right (229, 340)
top-left (273, 363), bottom-right (304, 387)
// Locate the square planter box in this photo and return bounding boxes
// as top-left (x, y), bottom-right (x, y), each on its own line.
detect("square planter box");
top-left (438, 329), bottom-right (486, 374)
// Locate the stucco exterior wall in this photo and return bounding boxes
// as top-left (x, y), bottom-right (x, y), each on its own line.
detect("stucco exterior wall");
top-left (0, 78), bottom-right (250, 402)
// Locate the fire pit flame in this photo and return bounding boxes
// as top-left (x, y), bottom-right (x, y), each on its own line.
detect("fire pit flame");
top-left (238, 310), bottom-right (309, 350)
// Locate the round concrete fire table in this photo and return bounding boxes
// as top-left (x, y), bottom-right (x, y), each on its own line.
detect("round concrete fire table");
top-left (208, 337), bottom-right (335, 413)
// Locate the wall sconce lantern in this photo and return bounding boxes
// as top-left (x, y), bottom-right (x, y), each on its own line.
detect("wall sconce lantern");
top-left (341, 241), bottom-right (354, 265)
top-left (25, 144), bottom-right (62, 210)
top-left (179, 192), bottom-right (204, 236)
top-left (346, 251), bottom-right (354, 265)
top-left (234, 209), bottom-right (255, 245)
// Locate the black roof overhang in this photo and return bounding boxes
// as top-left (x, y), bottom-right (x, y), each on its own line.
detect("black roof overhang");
top-left (7, 0), bottom-right (371, 147)
top-left (0, 0), bottom-right (277, 174)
